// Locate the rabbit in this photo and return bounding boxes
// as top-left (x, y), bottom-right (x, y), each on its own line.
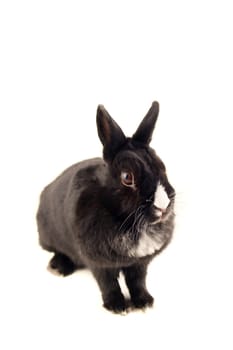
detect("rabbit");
top-left (37, 101), bottom-right (175, 313)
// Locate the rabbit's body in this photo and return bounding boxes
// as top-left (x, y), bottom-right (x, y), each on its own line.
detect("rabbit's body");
top-left (37, 102), bottom-right (175, 313)
top-left (38, 158), bottom-right (174, 268)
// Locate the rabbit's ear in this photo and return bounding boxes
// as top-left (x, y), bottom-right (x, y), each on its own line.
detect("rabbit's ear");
top-left (133, 101), bottom-right (159, 145)
top-left (97, 105), bottom-right (126, 159)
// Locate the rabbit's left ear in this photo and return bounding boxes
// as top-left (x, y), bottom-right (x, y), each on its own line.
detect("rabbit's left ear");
top-left (133, 101), bottom-right (159, 145)
top-left (97, 105), bottom-right (126, 160)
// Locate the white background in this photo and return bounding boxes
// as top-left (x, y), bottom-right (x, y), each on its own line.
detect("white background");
top-left (1, 1), bottom-right (233, 349)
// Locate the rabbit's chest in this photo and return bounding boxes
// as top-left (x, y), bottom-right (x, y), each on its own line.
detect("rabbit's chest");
top-left (128, 226), bottom-right (170, 258)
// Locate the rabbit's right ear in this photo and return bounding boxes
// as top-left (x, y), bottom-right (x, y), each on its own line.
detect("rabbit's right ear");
top-left (96, 105), bottom-right (126, 160)
top-left (132, 101), bottom-right (159, 145)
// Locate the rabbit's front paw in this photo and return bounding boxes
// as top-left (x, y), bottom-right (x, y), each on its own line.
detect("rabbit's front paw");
top-left (103, 292), bottom-right (126, 314)
top-left (131, 290), bottom-right (154, 309)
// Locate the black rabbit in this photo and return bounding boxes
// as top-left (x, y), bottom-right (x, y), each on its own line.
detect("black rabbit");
top-left (37, 101), bottom-right (175, 313)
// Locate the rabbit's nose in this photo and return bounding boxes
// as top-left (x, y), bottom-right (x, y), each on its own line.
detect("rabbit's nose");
top-left (154, 206), bottom-right (166, 217)
top-left (154, 183), bottom-right (170, 212)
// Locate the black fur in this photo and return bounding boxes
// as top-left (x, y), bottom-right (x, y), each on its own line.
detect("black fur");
top-left (49, 252), bottom-right (78, 276)
top-left (37, 101), bottom-right (175, 313)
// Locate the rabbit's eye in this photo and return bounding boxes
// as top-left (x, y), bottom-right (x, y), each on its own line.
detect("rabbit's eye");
top-left (120, 171), bottom-right (135, 187)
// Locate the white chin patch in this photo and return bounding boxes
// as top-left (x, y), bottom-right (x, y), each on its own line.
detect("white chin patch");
top-left (154, 182), bottom-right (170, 210)
top-left (130, 231), bottom-right (164, 257)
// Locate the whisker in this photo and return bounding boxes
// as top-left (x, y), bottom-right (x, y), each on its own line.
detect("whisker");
top-left (118, 204), bottom-right (145, 231)
top-left (130, 205), bottom-right (146, 240)
top-left (136, 214), bottom-right (145, 236)
top-left (118, 202), bottom-right (148, 242)
top-left (131, 209), bottom-right (142, 232)
top-left (118, 210), bottom-right (137, 231)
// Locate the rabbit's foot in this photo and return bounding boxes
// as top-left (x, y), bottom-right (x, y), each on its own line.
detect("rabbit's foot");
top-left (103, 291), bottom-right (127, 314)
top-left (131, 290), bottom-right (154, 309)
top-left (49, 253), bottom-right (77, 276)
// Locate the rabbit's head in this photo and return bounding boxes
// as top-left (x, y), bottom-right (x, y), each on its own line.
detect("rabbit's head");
top-left (96, 102), bottom-right (175, 228)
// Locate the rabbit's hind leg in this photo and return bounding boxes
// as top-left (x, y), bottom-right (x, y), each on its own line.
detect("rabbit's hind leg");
top-left (49, 252), bottom-right (78, 276)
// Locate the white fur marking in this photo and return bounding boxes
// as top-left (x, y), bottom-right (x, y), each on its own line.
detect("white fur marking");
top-left (154, 183), bottom-right (170, 210)
top-left (155, 209), bottom-right (162, 217)
top-left (130, 231), bottom-right (164, 258)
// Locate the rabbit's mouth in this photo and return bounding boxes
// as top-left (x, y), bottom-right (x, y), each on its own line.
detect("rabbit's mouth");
top-left (151, 201), bottom-right (174, 224)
